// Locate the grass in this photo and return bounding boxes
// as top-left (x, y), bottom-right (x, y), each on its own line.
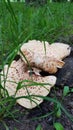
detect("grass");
top-left (0, 1), bottom-right (73, 129)
top-left (0, 2), bottom-right (73, 46)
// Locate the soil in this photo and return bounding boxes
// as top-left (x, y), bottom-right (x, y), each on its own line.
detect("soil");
top-left (0, 89), bottom-right (73, 130)
top-left (0, 38), bottom-right (73, 130)
top-left (55, 46), bottom-right (73, 87)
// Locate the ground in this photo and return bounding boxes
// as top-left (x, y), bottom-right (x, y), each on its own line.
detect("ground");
top-left (0, 88), bottom-right (73, 130)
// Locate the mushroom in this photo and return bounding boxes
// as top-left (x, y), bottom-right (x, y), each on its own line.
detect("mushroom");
top-left (1, 59), bottom-right (56, 109)
top-left (49, 42), bottom-right (71, 60)
top-left (20, 40), bottom-right (71, 73)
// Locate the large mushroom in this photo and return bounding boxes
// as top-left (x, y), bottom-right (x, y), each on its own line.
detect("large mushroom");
top-left (20, 40), bottom-right (71, 73)
top-left (1, 40), bottom-right (71, 109)
top-left (1, 59), bottom-right (56, 109)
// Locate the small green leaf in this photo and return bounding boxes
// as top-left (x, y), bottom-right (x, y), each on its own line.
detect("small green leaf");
top-left (71, 88), bottom-right (73, 92)
top-left (63, 86), bottom-right (70, 96)
top-left (2, 121), bottom-right (9, 130)
top-left (36, 124), bottom-right (42, 130)
top-left (56, 108), bottom-right (61, 118)
top-left (54, 122), bottom-right (64, 130)
top-left (14, 128), bottom-right (18, 130)
top-left (16, 82), bottom-right (22, 91)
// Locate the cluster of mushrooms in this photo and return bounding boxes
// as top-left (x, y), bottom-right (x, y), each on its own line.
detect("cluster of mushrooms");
top-left (1, 40), bottom-right (71, 109)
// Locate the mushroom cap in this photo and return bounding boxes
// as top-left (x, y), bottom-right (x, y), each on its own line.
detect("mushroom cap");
top-left (20, 40), bottom-right (71, 73)
top-left (50, 42), bottom-right (71, 59)
top-left (1, 59), bottom-right (56, 109)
